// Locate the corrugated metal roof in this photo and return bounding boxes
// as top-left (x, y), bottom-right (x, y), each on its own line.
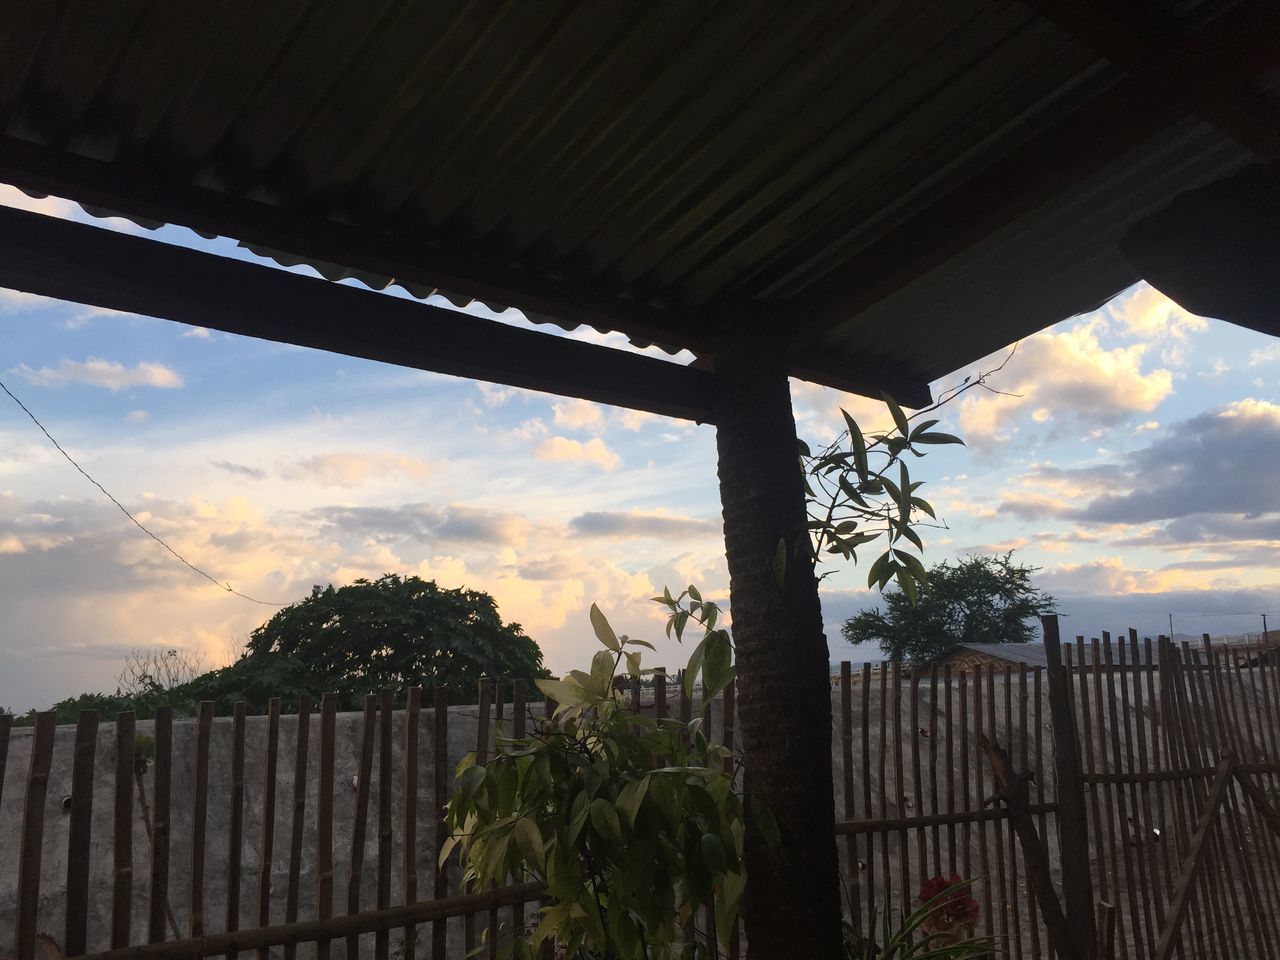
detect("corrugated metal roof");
top-left (0, 0), bottom-right (1266, 394)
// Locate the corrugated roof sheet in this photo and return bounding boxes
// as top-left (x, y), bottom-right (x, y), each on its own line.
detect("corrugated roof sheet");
top-left (0, 0), bottom-right (1266, 394)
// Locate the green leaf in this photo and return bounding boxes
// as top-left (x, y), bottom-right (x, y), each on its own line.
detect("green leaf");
top-left (458, 764), bottom-right (486, 802)
top-left (589, 649), bottom-right (615, 696)
top-left (700, 833), bottom-right (728, 875)
top-left (687, 584), bottom-right (701, 602)
top-left (535, 678), bottom-right (586, 708)
top-left (913, 431), bottom-right (964, 446)
top-left (512, 816), bottom-right (545, 873)
top-left (844, 411), bottom-right (869, 481)
top-left (589, 602), bottom-right (620, 651)
top-left (882, 391), bottom-right (910, 436)
top-left (589, 796), bottom-right (624, 850)
top-left (617, 776), bottom-right (649, 826)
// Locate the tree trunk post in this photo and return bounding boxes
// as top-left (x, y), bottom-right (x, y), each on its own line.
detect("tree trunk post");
top-left (1043, 613), bottom-right (1097, 958)
top-left (712, 317), bottom-right (843, 957)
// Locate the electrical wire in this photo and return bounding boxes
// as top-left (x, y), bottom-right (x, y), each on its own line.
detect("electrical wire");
top-left (0, 375), bottom-right (284, 606)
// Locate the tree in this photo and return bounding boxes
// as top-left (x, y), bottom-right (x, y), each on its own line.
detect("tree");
top-left (188, 574), bottom-right (548, 710)
top-left (117, 646), bottom-right (206, 697)
top-left (843, 552), bottom-right (1056, 665)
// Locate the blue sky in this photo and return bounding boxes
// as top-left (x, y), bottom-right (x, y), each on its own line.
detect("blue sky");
top-left (2, 184), bottom-right (1278, 711)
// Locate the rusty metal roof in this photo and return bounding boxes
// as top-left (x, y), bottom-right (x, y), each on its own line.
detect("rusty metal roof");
top-left (0, 0), bottom-right (1273, 401)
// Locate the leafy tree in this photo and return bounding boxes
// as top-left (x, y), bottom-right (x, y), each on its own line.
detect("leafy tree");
top-left (188, 574), bottom-right (548, 710)
top-left (842, 553), bottom-right (1056, 665)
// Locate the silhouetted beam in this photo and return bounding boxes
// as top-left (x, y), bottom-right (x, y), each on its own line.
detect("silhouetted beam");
top-left (0, 136), bottom-right (700, 355)
top-left (0, 205), bottom-right (718, 424)
top-left (1022, 0), bottom-right (1280, 157)
top-left (790, 0), bottom-right (1280, 345)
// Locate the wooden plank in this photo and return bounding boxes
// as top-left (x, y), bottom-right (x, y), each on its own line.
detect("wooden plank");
top-left (0, 205), bottom-right (717, 424)
top-left (489, 685), bottom-right (505, 960)
top-left (511, 681), bottom-right (528, 939)
top-left (891, 665), bottom-right (910, 926)
top-left (1153, 759), bottom-right (1237, 960)
top-left (1134, 638), bottom-right (1172, 941)
top-left (1019, 664), bottom-right (1039, 960)
top-left (654, 670), bottom-right (667, 720)
top-left (114, 712), bottom-right (137, 949)
top-left (190, 703), bottom-right (213, 938)
top-left (833, 803), bottom-right (1060, 834)
top-left (839, 663), bottom-right (859, 936)
top-left (376, 690), bottom-right (395, 960)
top-left (148, 707), bottom-right (173, 945)
top-left (1003, 667), bottom-right (1023, 960)
top-left (722, 676), bottom-right (740, 960)
top-left (257, 699), bottom-right (281, 960)
top-left (1090, 639), bottom-right (1128, 960)
top-left (862, 662), bottom-right (875, 938)
top-left (927, 665), bottom-right (941, 876)
top-left (432, 688), bottom-right (449, 960)
top-left (972, 667), bottom-right (993, 942)
top-left (944, 665), bottom-right (956, 878)
top-left (66, 710), bottom-right (100, 956)
top-left (985, 667), bottom-right (1010, 953)
top-left (225, 703), bottom-right (247, 958)
top-left (1043, 615), bottom-right (1096, 959)
top-left (15, 712), bottom-right (57, 960)
top-left (910, 670), bottom-right (926, 892)
top-left (403, 686), bottom-right (422, 960)
top-left (1103, 640), bottom-right (1145, 958)
top-left (71, 883), bottom-right (545, 960)
top-left (283, 695), bottom-right (312, 960)
top-left (958, 669), bottom-right (971, 888)
top-left (466, 679), bottom-right (493, 957)
top-left (1124, 636), bottom-right (1164, 944)
top-left (317, 693), bottom-right (337, 960)
top-left (347, 695), bottom-right (378, 959)
top-left (877, 663), bottom-right (891, 934)
top-left (0, 712), bottom-right (11, 811)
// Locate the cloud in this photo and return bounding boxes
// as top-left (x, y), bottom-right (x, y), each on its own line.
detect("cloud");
top-left (957, 317), bottom-right (1173, 449)
top-left (183, 326), bottom-right (213, 339)
top-left (212, 459), bottom-right (266, 481)
top-left (536, 436), bottom-right (620, 471)
top-left (552, 398), bottom-right (606, 432)
top-left (0, 184), bottom-right (79, 219)
top-left (286, 452), bottom-right (432, 487)
top-left (313, 502), bottom-right (530, 548)
top-left (1071, 399), bottom-right (1280, 524)
top-left (570, 511), bottom-right (718, 539)
top-left (1249, 344), bottom-right (1280, 366)
top-left (125, 410), bottom-right (150, 424)
top-left (14, 358), bottom-right (184, 390)
top-left (1107, 285), bottom-right (1208, 343)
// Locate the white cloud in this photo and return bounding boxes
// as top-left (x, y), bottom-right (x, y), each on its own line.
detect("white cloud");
top-left (182, 326), bottom-right (212, 339)
top-left (552, 398), bottom-right (606, 433)
top-left (1249, 344), bottom-right (1280, 367)
top-left (536, 436), bottom-right (620, 471)
top-left (1108, 285), bottom-right (1208, 343)
top-left (286, 452), bottom-right (432, 488)
top-left (13, 358), bottom-right (184, 390)
top-left (958, 318), bottom-right (1172, 450)
top-left (125, 410), bottom-right (150, 424)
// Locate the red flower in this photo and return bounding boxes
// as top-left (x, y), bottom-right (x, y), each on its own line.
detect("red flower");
top-left (918, 875), bottom-right (980, 935)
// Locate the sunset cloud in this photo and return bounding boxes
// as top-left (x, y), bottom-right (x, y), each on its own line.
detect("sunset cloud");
top-left (536, 436), bottom-right (621, 471)
top-left (14, 358), bottom-right (184, 390)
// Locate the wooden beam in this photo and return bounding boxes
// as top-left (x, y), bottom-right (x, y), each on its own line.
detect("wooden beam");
top-left (789, 0), bottom-right (1280, 346)
top-left (0, 137), bottom-right (929, 405)
top-left (0, 135), bottom-right (701, 354)
top-left (1021, 0), bottom-right (1280, 158)
top-left (0, 206), bottom-right (718, 424)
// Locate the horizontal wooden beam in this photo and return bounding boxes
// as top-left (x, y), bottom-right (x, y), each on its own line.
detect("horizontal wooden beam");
top-left (71, 881), bottom-right (543, 960)
top-left (0, 136), bottom-right (930, 405)
top-left (0, 135), bottom-right (702, 353)
top-left (0, 206), bottom-right (718, 424)
top-left (789, 0), bottom-right (1280, 345)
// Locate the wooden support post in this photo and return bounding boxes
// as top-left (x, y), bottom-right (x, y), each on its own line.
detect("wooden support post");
top-left (1043, 614), bottom-right (1097, 958)
top-left (711, 318), bottom-right (841, 958)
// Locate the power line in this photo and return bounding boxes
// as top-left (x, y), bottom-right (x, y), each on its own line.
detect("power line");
top-left (0, 376), bottom-right (284, 606)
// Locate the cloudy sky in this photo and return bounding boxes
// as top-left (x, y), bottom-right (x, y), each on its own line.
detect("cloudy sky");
top-left (2, 185), bottom-right (1278, 711)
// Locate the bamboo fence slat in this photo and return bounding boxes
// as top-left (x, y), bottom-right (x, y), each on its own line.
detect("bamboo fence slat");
top-left (149, 707), bottom-right (174, 946)
top-left (225, 703), bottom-right (246, 959)
top-left (316, 693), bottom-right (337, 960)
top-left (189, 703), bottom-right (213, 939)
top-left (376, 688), bottom-right (394, 960)
top-left (16, 712), bottom-right (56, 960)
top-left (403, 685), bottom-right (421, 960)
top-left (256, 699), bottom-right (280, 960)
top-left (347, 695), bottom-right (378, 960)
top-left (283, 695), bottom-right (311, 960)
top-left (66, 710), bottom-right (99, 956)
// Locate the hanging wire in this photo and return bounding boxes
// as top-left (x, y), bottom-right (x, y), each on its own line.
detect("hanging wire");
top-left (0, 375), bottom-right (285, 606)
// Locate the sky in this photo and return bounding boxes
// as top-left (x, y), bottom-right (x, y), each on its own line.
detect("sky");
top-left (2, 184), bottom-right (1278, 712)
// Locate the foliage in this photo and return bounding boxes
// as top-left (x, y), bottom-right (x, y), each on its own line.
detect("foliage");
top-left (213, 574), bottom-right (547, 711)
top-left (843, 553), bottom-right (1056, 665)
top-left (10, 574), bottom-right (547, 722)
top-left (843, 877), bottom-right (993, 959)
top-left (801, 392), bottom-right (965, 602)
top-left (444, 588), bottom-right (746, 960)
top-left (117, 647), bottom-right (206, 697)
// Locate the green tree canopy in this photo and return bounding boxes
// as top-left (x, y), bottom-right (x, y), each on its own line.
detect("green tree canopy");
top-left (842, 553), bottom-right (1056, 665)
top-left (190, 574), bottom-right (549, 710)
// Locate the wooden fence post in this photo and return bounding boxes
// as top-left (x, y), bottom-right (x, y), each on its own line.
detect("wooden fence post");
top-left (1043, 614), bottom-right (1097, 959)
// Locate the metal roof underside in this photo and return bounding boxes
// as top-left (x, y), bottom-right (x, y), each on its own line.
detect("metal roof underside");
top-left (0, 0), bottom-right (1274, 402)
